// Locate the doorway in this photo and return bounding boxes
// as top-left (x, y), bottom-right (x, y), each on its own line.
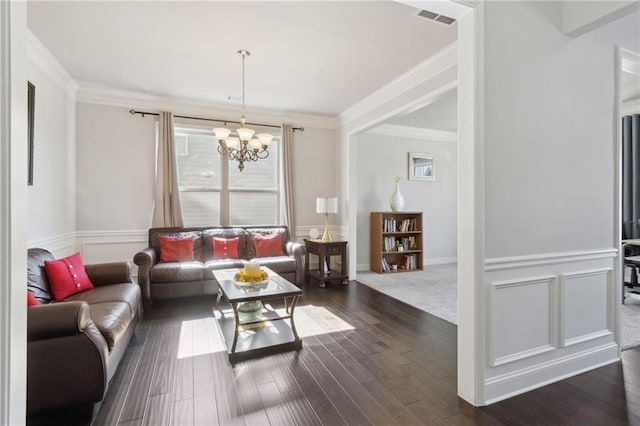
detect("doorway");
top-left (352, 88), bottom-right (459, 325)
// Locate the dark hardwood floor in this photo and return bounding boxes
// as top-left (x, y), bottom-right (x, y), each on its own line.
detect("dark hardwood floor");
top-left (91, 280), bottom-right (640, 426)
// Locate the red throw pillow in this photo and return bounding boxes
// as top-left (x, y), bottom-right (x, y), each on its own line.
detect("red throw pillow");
top-left (27, 291), bottom-right (40, 306)
top-left (44, 252), bottom-right (94, 301)
top-left (251, 232), bottom-right (284, 257)
top-left (159, 235), bottom-right (194, 262)
top-left (212, 237), bottom-right (239, 259)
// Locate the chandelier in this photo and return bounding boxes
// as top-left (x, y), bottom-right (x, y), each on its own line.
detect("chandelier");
top-left (213, 50), bottom-right (274, 171)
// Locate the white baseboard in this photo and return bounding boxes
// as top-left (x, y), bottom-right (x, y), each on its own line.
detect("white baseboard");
top-left (357, 256), bottom-right (457, 272)
top-left (483, 343), bottom-right (619, 405)
top-left (357, 263), bottom-right (371, 272)
top-left (424, 256), bottom-right (457, 266)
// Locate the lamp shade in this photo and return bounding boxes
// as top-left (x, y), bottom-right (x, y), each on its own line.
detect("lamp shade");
top-left (326, 197), bottom-right (338, 214)
top-left (257, 133), bottom-right (274, 147)
top-left (249, 138), bottom-right (262, 151)
top-left (316, 197), bottom-right (338, 214)
top-left (213, 127), bottom-right (231, 141)
top-left (236, 126), bottom-right (255, 142)
top-left (316, 197), bottom-right (327, 214)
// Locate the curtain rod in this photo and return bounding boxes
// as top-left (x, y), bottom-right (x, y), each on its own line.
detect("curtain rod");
top-left (129, 109), bottom-right (304, 132)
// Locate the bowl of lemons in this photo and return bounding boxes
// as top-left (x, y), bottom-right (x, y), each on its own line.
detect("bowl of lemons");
top-left (234, 261), bottom-right (269, 288)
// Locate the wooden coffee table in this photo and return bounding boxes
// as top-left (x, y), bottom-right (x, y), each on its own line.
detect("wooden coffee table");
top-left (212, 267), bottom-right (303, 363)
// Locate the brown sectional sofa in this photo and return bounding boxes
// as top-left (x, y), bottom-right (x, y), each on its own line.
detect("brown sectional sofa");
top-left (26, 248), bottom-right (142, 422)
top-left (134, 225), bottom-right (305, 304)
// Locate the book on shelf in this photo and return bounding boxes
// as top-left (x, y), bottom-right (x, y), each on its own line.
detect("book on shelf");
top-left (381, 257), bottom-right (391, 272)
top-left (382, 217), bottom-right (418, 233)
top-left (402, 254), bottom-right (418, 270)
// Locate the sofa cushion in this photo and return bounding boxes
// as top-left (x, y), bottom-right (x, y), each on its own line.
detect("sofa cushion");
top-left (87, 302), bottom-right (133, 351)
top-left (251, 232), bottom-right (284, 257)
top-left (150, 261), bottom-right (206, 283)
top-left (27, 248), bottom-right (55, 304)
top-left (212, 236), bottom-right (240, 259)
top-left (44, 252), bottom-right (94, 301)
top-left (204, 259), bottom-right (246, 274)
top-left (64, 283), bottom-right (141, 317)
top-left (159, 235), bottom-right (194, 263)
top-left (256, 256), bottom-right (296, 275)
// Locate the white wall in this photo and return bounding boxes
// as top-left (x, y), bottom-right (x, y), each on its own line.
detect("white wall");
top-left (479, 2), bottom-right (640, 404)
top-left (76, 103), bottom-right (156, 232)
top-left (356, 132), bottom-right (457, 269)
top-left (26, 34), bottom-right (77, 256)
top-left (485, 4), bottom-right (617, 258)
top-left (74, 101), bottom-right (338, 264)
top-left (288, 125), bottom-right (339, 237)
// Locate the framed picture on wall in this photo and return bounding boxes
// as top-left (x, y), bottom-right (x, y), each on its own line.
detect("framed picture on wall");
top-left (27, 81), bottom-right (35, 186)
top-left (408, 152), bottom-right (434, 181)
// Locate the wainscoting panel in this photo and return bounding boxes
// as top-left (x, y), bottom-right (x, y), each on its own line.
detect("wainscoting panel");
top-left (294, 225), bottom-right (345, 243)
top-left (76, 230), bottom-right (148, 275)
top-left (483, 249), bottom-right (619, 404)
top-left (490, 276), bottom-right (556, 367)
top-left (560, 269), bottom-right (613, 347)
top-left (27, 232), bottom-right (77, 258)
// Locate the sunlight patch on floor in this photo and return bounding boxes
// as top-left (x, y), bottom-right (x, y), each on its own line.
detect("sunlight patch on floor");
top-left (274, 304), bottom-right (354, 338)
top-left (177, 317), bottom-right (226, 359)
top-left (177, 304), bottom-right (354, 359)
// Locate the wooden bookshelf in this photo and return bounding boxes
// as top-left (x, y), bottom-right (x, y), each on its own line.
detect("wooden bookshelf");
top-left (370, 212), bottom-right (423, 273)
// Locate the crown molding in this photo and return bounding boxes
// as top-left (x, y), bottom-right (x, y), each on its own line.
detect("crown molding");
top-left (366, 124), bottom-right (457, 142)
top-left (338, 41), bottom-right (457, 126)
top-left (76, 81), bottom-right (339, 130)
top-left (27, 30), bottom-right (78, 99)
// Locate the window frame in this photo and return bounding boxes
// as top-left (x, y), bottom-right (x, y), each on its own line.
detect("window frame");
top-left (174, 123), bottom-right (282, 226)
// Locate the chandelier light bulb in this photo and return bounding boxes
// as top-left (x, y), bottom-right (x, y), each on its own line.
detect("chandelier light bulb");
top-left (249, 138), bottom-right (262, 152)
top-left (213, 127), bottom-right (231, 141)
top-left (236, 126), bottom-right (255, 142)
top-left (257, 133), bottom-right (274, 147)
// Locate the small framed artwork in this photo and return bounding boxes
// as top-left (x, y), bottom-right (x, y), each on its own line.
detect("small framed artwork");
top-left (408, 152), bottom-right (434, 181)
top-left (27, 81), bottom-right (35, 186)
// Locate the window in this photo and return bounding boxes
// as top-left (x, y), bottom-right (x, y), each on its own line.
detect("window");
top-left (175, 126), bottom-right (281, 226)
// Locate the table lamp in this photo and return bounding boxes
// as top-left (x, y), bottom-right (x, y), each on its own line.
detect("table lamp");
top-left (316, 197), bottom-right (338, 242)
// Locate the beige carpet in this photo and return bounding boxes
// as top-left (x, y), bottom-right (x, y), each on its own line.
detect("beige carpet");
top-left (356, 264), bottom-right (640, 350)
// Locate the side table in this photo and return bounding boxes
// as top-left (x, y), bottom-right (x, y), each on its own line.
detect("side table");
top-left (304, 239), bottom-right (349, 287)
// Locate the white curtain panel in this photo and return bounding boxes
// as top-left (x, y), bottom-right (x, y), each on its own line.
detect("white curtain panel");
top-left (152, 111), bottom-right (184, 227)
top-left (282, 124), bottom-right (295, 235)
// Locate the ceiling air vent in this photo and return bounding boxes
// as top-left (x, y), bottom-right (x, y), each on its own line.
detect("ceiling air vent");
top-left (417, 9), bottom-right (456, 26)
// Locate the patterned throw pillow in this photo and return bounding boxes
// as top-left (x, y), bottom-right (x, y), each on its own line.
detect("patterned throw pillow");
top-left (212, 237), bottom-right (240, 259)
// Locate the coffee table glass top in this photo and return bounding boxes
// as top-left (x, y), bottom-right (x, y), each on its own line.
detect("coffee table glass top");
top-left (213, 267), bottom-right (302, 303)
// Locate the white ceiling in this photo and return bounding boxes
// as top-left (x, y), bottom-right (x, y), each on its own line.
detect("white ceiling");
top-left (27, 1), bottom-right (457, 117)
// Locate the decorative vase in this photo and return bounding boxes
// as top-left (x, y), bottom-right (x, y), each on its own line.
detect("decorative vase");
top-left (390, 179), bottom-right (405, 212)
